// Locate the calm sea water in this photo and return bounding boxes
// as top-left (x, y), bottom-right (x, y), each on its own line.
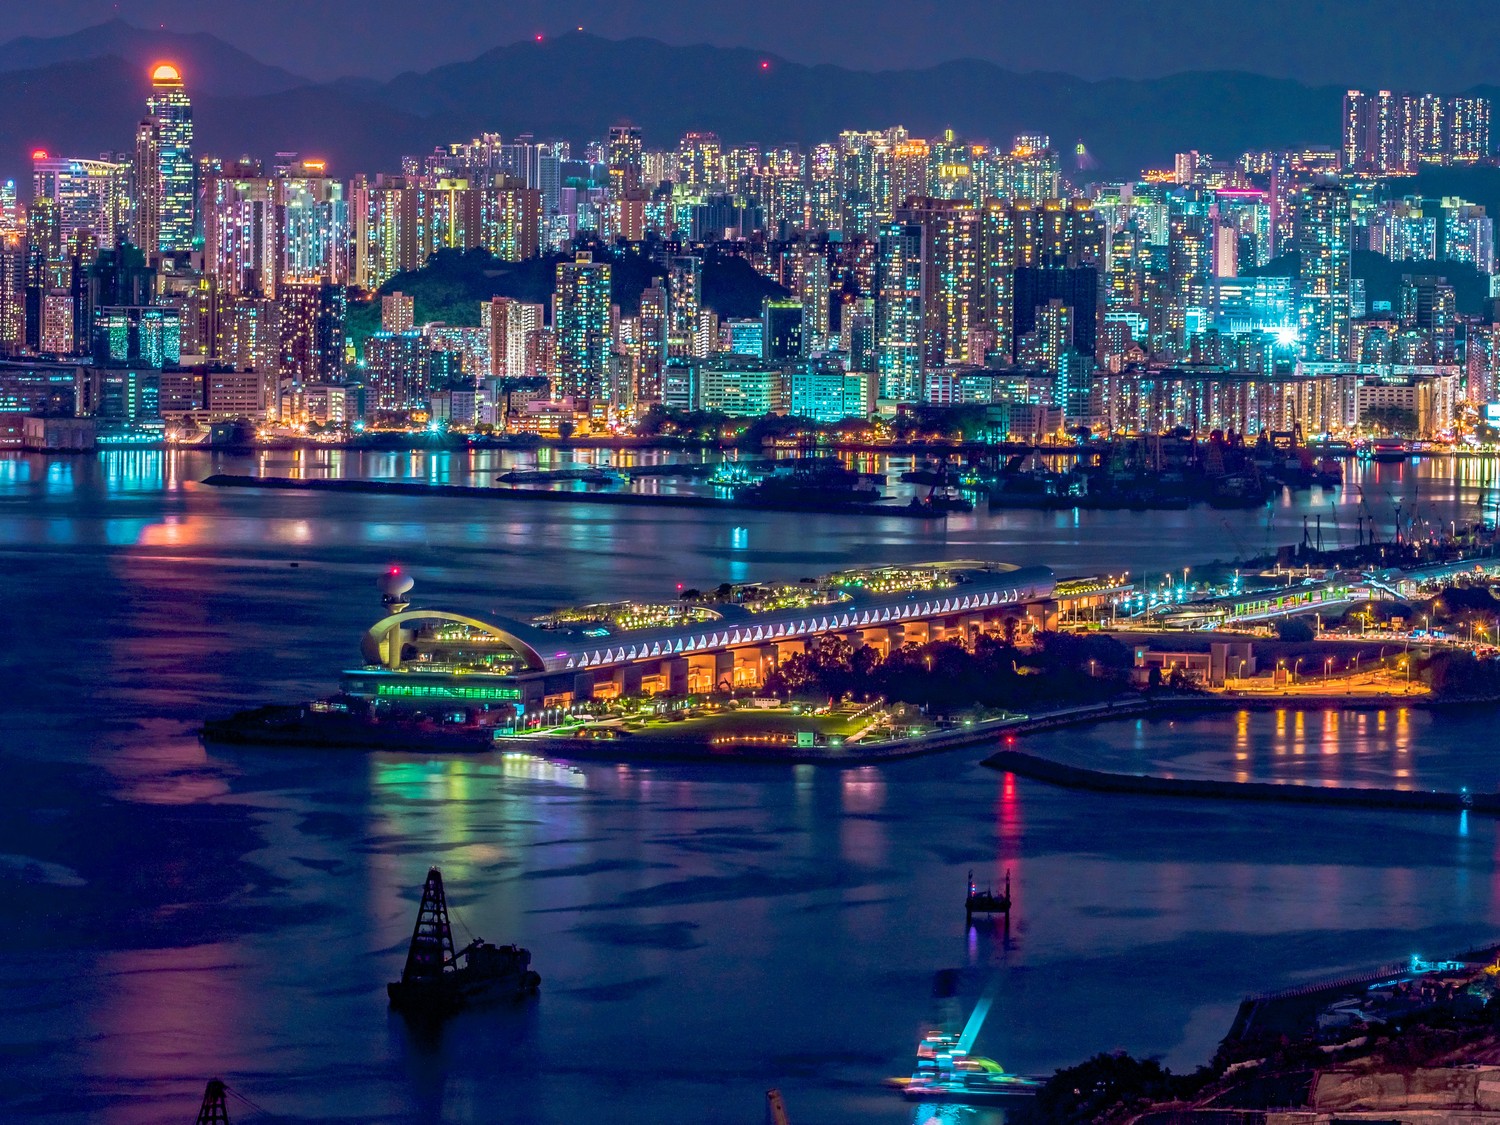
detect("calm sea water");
top-left (4, 449), bottom-right (1500, 1125)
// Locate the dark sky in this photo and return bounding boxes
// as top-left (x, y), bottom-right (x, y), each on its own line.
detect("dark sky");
top-left (19, 0), bottom-right (1500, 89)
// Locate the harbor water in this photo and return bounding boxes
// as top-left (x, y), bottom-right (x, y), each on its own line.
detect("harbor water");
top-left (4, 448), bottom-right (1500, 1124)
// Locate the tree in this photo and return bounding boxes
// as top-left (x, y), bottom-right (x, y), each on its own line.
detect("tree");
top-left (1029, 1052), bottom-right (1183, 1125)
top-left (1275, 617), bottom-right (1315, 642)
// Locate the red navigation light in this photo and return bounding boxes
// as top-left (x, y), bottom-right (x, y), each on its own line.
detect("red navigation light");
top-left (760, 60), bottom-right (770, 70)
top-left (535, 34), bottom-right (543, 41)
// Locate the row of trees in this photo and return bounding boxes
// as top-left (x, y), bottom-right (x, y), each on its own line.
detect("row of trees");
top-left (760, 631), bottom-right (1132, 712)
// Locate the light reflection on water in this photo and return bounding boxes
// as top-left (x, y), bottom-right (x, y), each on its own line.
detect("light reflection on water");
top-left (5, 452), bottom-right (1500, 1123)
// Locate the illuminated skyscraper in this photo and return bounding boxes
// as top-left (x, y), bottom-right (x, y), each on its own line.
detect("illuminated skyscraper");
top-left (480, 297), bottom-right (542, 379)
top-left (607, 124), bottom-right (644, 193)
top-left (761, 298), bottom-right (803, 362)
top-left (898, 198), bottom-right (978, 366)
top-left (131, 119), bottom-right (160, 253)
top-left (977, 200), bottom-right (1019, 359)
top-left (145, 63), bottom-right (195, 254)
top-left (873, 221), bottom-right (924, 401)
top-left (31, 154), bottom-right (128, 247)
top-left (761, 148), bottom-right (807, 239)
top-left (1005, 135), bottom-right (1062, 202)
top-left (784, 249), bottom-right (830, 354)
top-left (553, 252), bottom-right (612, 398)
top-left (1341, 90), bottom-right (1415, 173)
top-left (1295, 182), bottom-right (1351, 362)
top-left (676, 132), bottom-right (723, 190)
top-left (203, 174), bottom-right (277, 296)
top-left (279, 163), bottom-right (349, 283)
top-left (666, 255), bottom-right (701, 359)
top-left (0, 180), bottom-right (18, 240)
top-left (481, 178), bottom-right (542, 261)
top-left (637, 281), bottom-right (669, 402)
top-left (277, 280), bottom-right (346, 385)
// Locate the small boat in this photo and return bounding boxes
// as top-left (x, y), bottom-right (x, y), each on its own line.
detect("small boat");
top-left (387, 867), bottom-right (540, 1015)
top-left (911, 488), bottom-right (975, 514)
top-left (890, 971), bottom-right (1042, 1105)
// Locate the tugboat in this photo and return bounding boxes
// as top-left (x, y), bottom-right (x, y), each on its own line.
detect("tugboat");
top-left (889, 971), bottom-right (1043, 1105)
top-left (387, 867), bottom-right (540, 1014)
top-left (910, 485), bottom-right (975, 514)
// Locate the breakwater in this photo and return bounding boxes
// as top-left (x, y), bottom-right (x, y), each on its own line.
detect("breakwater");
top-left (200, 473), bottom-right (942, 518)
top-left (983, 748), bottom-right (1497, 814)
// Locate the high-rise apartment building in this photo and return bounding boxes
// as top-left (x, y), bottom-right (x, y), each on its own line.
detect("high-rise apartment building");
top-left (552, 252), bottom-right (612, 398)
top-left (31, 154), bottom-right (129, 248)
top-left (784, 250), bottom-right (831, 354)
top-left (277, 280), bottom-right (346, 385)
top-left (1295, 182), bottom-right (1352, 362)
top-left (873, 221), bottom-right (924, 402)
top-left (480, 297), bottom-right (542, 379)
top-left (898, 198), bottom-right (979, 366)
top-left (637, 282), bottom-right (669, 402)
top-left (666, 256), bottom-right (701, 359)
top-left (145, 63), bottom-right (194, 254)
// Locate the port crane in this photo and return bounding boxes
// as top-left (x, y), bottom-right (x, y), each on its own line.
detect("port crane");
top-left (194, 1080), bottom-right (230, 1124)
top-left (191, 1078), bottom-right (269, 1123)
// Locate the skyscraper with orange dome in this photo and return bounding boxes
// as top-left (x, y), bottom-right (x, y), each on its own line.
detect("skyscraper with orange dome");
top-left (144, 63), bottom-right (194, 254)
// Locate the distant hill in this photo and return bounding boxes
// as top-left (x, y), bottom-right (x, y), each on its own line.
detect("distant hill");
top-left (346, 246), bottom-right (790, 354)
top-left (0, 25), bottom-right (1381, 181)
top-left (368, 33), bottom-right (1345, 179)
top-left (0, 55), bottom-right (431, 176)
top-left (0, 19), bottom-right (308, 96)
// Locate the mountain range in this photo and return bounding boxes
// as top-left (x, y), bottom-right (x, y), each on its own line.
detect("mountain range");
top-left (2, 21), bottom-right (1497, 183)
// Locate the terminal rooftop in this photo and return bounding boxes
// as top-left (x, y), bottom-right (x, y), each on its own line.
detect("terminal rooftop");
top-left (345, 563), bottom-right (1108, 714)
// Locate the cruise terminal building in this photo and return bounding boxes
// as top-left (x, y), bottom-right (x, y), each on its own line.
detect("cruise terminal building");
top-left (345, 563), bottom-right (1070, 716)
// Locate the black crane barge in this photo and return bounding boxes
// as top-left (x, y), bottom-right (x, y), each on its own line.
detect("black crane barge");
top-left (387, 867), bottom-right (540, 1015)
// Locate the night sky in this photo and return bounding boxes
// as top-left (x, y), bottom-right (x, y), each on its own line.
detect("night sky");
top-left (13, 0), bottom-right (1500, 89)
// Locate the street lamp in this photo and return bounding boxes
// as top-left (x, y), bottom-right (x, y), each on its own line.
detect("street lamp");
top-left (1324, 656), bottom-right (1334, 685)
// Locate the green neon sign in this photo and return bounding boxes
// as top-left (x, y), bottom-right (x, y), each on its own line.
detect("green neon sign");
top-left (376, 683), bottom-right (521, 701)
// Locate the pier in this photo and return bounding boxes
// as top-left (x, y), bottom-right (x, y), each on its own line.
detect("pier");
top-left (985, 748), bottom-right (1498, 814)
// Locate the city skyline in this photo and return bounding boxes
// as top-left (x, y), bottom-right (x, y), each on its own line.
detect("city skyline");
top-left (4, 53), bottom-right (1500, 448)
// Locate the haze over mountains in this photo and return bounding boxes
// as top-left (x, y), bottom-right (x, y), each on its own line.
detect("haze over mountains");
top-left (1, 21), bottom-right (1494, 185)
